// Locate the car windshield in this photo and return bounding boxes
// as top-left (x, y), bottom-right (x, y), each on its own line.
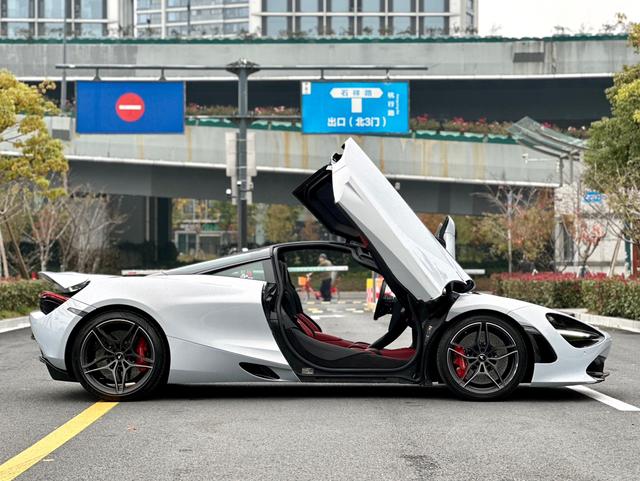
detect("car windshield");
top-left (164, 247), bottom-right (271, 275)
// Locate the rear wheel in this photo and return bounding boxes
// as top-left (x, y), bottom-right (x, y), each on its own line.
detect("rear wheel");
top-left (436, 315), bottom-right (528, 401)
top-left (71, 311), bottom-right (168, 401)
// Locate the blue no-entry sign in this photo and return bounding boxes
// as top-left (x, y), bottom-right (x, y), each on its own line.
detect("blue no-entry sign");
top-left (76, 81), bottom-right (185, 134)
top-left (301, 81), bottom-right (409, 135)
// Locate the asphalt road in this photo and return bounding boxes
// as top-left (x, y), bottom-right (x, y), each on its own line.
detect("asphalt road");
top-left (1, 299), bottom-right (639, 481)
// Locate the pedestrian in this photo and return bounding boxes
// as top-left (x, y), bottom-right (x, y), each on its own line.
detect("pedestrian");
top-left (317, 253), bottom-right (333, 301)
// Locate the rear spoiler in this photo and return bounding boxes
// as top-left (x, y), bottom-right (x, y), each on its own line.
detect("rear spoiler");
top-left (38, 271), bottom-right (116, 293)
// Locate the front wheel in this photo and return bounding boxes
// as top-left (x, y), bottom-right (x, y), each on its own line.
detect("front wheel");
top-left (71, 311), bottom-right (168, 401)
top-left (436, 315), bottom-right (528, 401)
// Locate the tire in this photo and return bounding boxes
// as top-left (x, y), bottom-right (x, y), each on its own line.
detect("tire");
top-left (71, 310), bottom-right (169, 401)
top-left (436, 314), bottom-right (528, 401)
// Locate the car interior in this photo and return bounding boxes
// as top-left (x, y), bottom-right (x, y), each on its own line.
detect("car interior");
top-left (277, 247), bottom-right (418, 370)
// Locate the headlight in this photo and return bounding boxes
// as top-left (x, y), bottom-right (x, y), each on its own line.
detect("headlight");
top-left (546, 313), bottom-right (604, 348)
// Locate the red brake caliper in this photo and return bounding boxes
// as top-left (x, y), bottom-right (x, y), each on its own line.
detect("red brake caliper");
top-left (134, 336), bottom-right (149, 374)
top-left (453, 346), bottom-right (468, 379)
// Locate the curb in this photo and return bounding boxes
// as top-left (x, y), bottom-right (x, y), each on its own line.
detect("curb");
top-left (561, 309), bottom-right (640, 334)
top-left (0, 316), bottom-right (29, 334)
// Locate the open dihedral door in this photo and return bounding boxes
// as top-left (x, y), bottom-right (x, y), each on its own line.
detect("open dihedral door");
top-left (293, 138), bottom-right (473, 303)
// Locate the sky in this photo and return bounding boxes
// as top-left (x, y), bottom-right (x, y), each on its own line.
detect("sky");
top-left (478, 0), bottom-right (640, 37)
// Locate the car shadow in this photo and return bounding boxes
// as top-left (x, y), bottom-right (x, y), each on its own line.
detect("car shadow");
top-left (149, 383), bottom-right (588, 404)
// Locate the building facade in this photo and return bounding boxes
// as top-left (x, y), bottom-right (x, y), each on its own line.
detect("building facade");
top-left (0, 0), bottom-right (129, 38)
top-left (253, 0), bottom-right (478, 38)
top-left (135, 0), bottom-right (249, 38)
top-left (0, 0), bottom-right (476, 38)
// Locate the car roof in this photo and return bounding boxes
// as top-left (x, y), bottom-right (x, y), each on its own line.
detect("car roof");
top-left (163, 241), bottom-right (352, 276)
top-left (164, 247), bottom-right (272, 275)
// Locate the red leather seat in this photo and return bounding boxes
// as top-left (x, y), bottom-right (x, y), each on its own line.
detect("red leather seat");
top-left (294, 314), bottom-right (415, 360)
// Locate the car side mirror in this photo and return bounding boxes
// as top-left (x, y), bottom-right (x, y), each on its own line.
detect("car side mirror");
top-left (435, 216), bottom-right (456, 259)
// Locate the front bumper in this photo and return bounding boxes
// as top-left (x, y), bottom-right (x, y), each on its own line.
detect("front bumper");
top-left (511, 306), bottom-right (614, 386)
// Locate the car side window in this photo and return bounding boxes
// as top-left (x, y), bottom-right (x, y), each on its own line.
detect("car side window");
top-left (210, 260), bottom-right (268, 281)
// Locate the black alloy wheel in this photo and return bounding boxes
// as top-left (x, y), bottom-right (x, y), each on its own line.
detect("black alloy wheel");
top-left (72, 311), bottom-right (168, 401)
top-left (436, 315), bottom-right (528, 401)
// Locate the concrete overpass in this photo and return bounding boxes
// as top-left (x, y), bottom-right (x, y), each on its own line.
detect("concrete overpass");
top-left (38, 116), bottom-right (561, 214)
top-left (3, 34), bottom-right (636, 80)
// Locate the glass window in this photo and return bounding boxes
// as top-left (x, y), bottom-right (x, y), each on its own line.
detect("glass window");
top-left (358, 0), bottom-right (382, 12)
top-left (223, 22), bottom-right (248, 33)
top-left (167, 0), bottom-right (188, 6)
top-left (359, 16), bottom-right (380, 35)
top-left (39, 0), bottom-right (64, 18)
top-left (137, 25), bottom-right (162, 37)
top-left (224, 0), bottom-right (247, 4)
top-left (329, 16), bottom-right (351, 35)
top-left (421, 15), bottom-right (446, 35)
top-left (6, 22), bottom-right (32, 37)
top-left (192, 8), bottom-right (222, 21)
top-left (78, 22), bottom-right (105, 36)
top-left (223, 7), bottom-right (249, 19)
top-left (263, 16), bottom-right (288, 36)
top-left (196, 23), bottom-right (222, 35)
top-left (211, 260), bottom-right (268, 281)
top-left (391, 16), bottom-right (413, 35)
top-left (78, 0), bottom-right (104, 19)
top-left (166, 10), bottom-right (188, 22)
top-left (421, 0), bottom-right (446, 13)
top-left (466, 12), bottom-right (474, 27)
top-left (297, 0), bottom-right (319, 12)
top-left (38, 22), bottom-right (65, 37)
top-left (137, 0), bottom-right (162, 9)
top-left (297, 16), bottom-right (318, 34)
top-left (263, 0), bottom-right (288, 11)
top-left (138, 13), bottom-right (161, 25)
top-left (390, 0), bottom-right (412, 13)
top-left (328, 0), bottom-right (351, 12)
top-left (6, 0), bottom-right (32, 18)
top-left (466, 0), bottom-right (474, 12)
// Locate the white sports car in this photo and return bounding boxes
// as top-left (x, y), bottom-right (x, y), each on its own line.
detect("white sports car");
top-left (30, 138), bottom-right (611, 401)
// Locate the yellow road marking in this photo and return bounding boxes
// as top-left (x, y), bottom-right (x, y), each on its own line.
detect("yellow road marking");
top-left (0, 401), bottom-right (118, 481)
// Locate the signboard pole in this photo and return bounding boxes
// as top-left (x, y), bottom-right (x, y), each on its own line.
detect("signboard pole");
top-left (226, 59), bottom-right (260, 250)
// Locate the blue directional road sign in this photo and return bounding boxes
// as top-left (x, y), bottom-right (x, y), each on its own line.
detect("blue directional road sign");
top-left (76, 81), bottom-right (185, 134)
top-left (301, 81), bottom-right (409, 135)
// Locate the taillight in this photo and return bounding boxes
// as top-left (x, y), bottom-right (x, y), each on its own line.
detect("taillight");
top-left (39, 291), bottom-right (69, 315)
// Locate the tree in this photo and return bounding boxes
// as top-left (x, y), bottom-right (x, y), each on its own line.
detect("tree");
top-left (59, 191), bottom-right (126, 273)
top-left (475, 187), bottom-right (555, 272)
top-left (584, 23), bottom-right (640, 269)
top-left (0, 70), bottom-right (66, 277)
top-left (265, 204), bottom-right (299, 244)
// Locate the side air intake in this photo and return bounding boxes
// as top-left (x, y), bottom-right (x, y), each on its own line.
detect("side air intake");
top-left (239, 363), bottom-right (280, 380)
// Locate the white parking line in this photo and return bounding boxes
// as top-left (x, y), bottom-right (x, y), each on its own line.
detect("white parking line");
top-left (569, 385), bottom-right (640, 412)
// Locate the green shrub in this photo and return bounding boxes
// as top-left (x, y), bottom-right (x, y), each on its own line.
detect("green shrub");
top-left (493, 273), bottom-right (640, 320)
top-left (582, 279), bottom-right (640, 319)
top-left (492, 273), bottom-right (584, 309)
top-left (0, 280), bottom-right (48, 315)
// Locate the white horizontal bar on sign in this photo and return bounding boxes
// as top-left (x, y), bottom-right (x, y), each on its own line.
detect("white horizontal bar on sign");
top-left (464, 269), bottom-right (486, 275)
top-left (288, 266), bottom-right (349, 273)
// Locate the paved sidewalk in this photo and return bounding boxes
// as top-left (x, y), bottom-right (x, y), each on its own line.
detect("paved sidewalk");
top-left (0, 316), bottom-right (29, 334)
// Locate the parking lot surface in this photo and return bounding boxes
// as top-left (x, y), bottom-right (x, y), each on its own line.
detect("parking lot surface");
top-left (1, 298), bottom-right (639, 481)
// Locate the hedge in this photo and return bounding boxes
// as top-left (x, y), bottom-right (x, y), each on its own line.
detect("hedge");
top-left (0, 280), bottom-right (48, 315)
top-left (492, 273), bottom-right (640, 320)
